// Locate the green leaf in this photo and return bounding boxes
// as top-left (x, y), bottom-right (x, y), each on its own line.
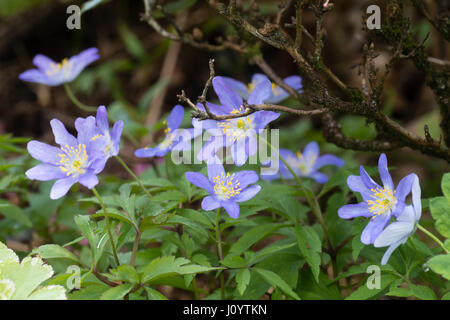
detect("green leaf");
top-left (107, 265), bottom-right (140, 284)
top-left (252, 268), bottom-right (300, 300)
top-left (295, 224), bottom-right (321, 283)
top-left (100, 283), bottom-right (134, 300)
top-left (441, 173), bottom-right (450, 201)
top-left (144, 287), bottom-right (167, 300)
top-left (345, 274), bottom-right (398, 300)
top-left (229, 223), bottom-right (282, 256)
top-left (236, 268), bottom-right (251, 296)
top-left (118, 22), bottom-right (146, 60)
top-left (410, 284), bottom-right (436, 300)
top-left (429, 197), bottom-right (450, 238)
top-left (220, 255), bottom-right (246, 268)
top-left (427, 254), bottom-right (450, 280)
top-left (163, 0), bottom-right (197, 14)
top-left (142, 256), bottom-right (219, 283)
top-left (34, 244), bottom-right (81, 265)
top-left (0, 200), bottom-right (32, 227)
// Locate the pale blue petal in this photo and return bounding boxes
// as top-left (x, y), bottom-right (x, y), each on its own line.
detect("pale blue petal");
top-left (50, 119), bottom-right (77, 147)
top-left (167, 105), bottom-right (184, 131)
top-left (378, 153), bottom-right (394, 190)
top-left (360, 213), bottom-right (390, 245)
top-left (235, 185), bottom-right (261, 202)
top-left (373, 220), bottom-right (413, 247)
top-left (185, 171), bottom-right (214, 194)
top-left (201, 196), bottom-right (221, 211)
top-left (395, 173), bottom-right (415, 202)
top-left (207, 162), bottom-right (225, 180)
top-left (50, 177), bottom-right (77, 199)
top-left (380, 241), bottom-right (403, 265)
top-left (26, 164), bottom-right (66, 181)
top-left (221, 200), bottom-right (240, 219)
top-left (78, 171), bottom-right (99, 189)
top-left (212, 76), bottom-right (243, 109)
top-left (27, 141), bottom-right (62, 165)
top-left (310, 171), bottom-right (329, 184)
top-left (338, 202), bottom-right (371, 219)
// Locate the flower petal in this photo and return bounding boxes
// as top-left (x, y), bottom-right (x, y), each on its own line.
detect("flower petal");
top-left (359, 165), bottom-right (380, 190)
top-left (378, 153), bottom-right (394, 190)
top-left (247, 78), bottom-right (272, 105)
top-left (233, 170), bottom-right (259, 189)
top-left (135, 147), bottom-right (158, 158)
top-left (67, 47), bottom-right (99, 80)
top-left (302, 141), bottom-right (320, 160)
top-left (111, 120), bottom-right (123, 154)
top-left (50, 119), bottom-right (77, 147)
top-left (185, 171), bottom-right (214, 194)
top-left (338, 202), bottom-right (371, 219)
top-left (373, 220), bottom-right (413, 248)
top-left (18, 70), bottom-right (50, 85)
top-left (212, 76), bottom-right (243, 110)
top-left (231, 139), bottom-right (249, 166)
top-left (380, 241), bottom-right (403, 266)
top-left (313, 154), bottom-right (345, 170)
top-left (360, 213), bottom-right (390, 245)
top-left (221, 200), bottom-right (240, 219)
top-left (207, 162), bottom-right (226, 180)
top-left (201, 196), bottom-right (221, 211)
top-left (411, 174), bottom-right (421, 220)
top-left (251, 111), bottom-right (280, 130)
top-left (75, 116), bottom-right (97, 146)
top-left (27, 141), bottom-right (62, 165)
top-left (220, 77), bottom-right (249, 99)
top-left (167, 105), bottom-right (184, 131)
top-left (33, 54), bottom-right (55, 70)
top-left (50, 177), bottom-right (77, 199)
top-left (78, 171), bottom-right (99, 189)
top-left (395, 173), bottom-right (415, 202)
top-left (235, 185), bottom-right (261, 202)
top-left (26, 164), bottom-right (66, 181)
top-left (310, 171), bottom-right (329, 184)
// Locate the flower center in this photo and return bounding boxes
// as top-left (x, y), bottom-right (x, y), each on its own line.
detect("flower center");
top-left (271, 82), bottom-right (284, 96)
top-left (58, 144), bottom-right (88, 177)
top-left (366, 187), bottom-right (397, 216)
top-left (159, 126), bottom-right (176, 149)
top-left (217, 106), bottom-right (253, 142)
top-left (46, 58), bottom-right (73, 78)
top-left (213, 172), bottom-right (241, 200)
top-left (287, 152), bottom-right (316, 175)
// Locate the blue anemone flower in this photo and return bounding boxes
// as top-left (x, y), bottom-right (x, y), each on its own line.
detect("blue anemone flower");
top-left (185, 162), bottom-right (261, 219)
top-left (221, 73), bottom-right (302, 104)
top-left (26, 118), bottom-right (105, 199)
top-left (338, 153), bottom-right (416, 245)
top-left (194, 76), bottom-right (280, 166)
top-left (261, 142), bottom-right (345, 183)
top-left (19, 48), bottom-right (99, 86)
top-left (374, 174), bottom-right (421, 265)
top-left (135, 105), bottom-right (199, 158)
top-left (75, 105), bottom-right (123, 170)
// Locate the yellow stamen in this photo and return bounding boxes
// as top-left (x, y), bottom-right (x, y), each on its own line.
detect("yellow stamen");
top-left (213, 172), bottom-right (241, 200)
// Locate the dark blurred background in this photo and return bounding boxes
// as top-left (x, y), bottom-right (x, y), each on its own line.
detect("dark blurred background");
top-left (0, 0), bottom-right (448, 197)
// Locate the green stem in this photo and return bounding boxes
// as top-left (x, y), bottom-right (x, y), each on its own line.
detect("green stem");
top-left (192, 277), bottom-right (200, 300)
top-left (164, 153), bottom-right (170, 179)
top-left (63, 83), bottom-right (97, 112)
top-left (259, 135), bottom-right (333, 251)
top-left (215, 208), bottom-right (225, 300)
top-left (115, 155), bottom-right (152, 199)
top-left (92, 187), bottom-right (120, 266)
top-left (416, 223), bottom-right (449, 254)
